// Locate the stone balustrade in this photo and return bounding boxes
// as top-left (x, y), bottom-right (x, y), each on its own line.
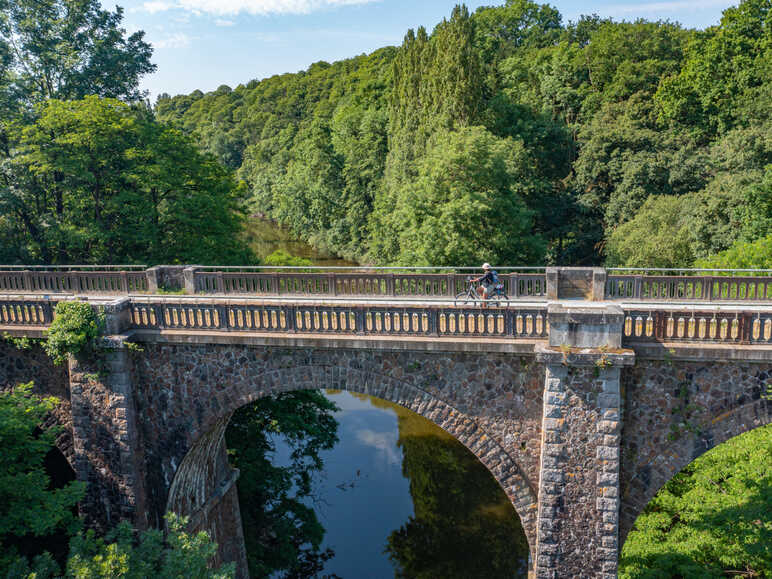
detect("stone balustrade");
top-left (606, 274), bottom-right (772, 302)
top-left (127, 299), bottom-right (549, 340)
top-left (620, 307), bottom-right (772, 345)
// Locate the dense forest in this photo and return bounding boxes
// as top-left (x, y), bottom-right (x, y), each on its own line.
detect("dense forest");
top-left (156, 0), bottom-right (771, 268)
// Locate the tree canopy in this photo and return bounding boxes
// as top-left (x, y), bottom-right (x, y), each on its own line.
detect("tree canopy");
top-left (620, 425), bottom-right (772, 578)
top-left (156, 0), bottom-right (771, 268)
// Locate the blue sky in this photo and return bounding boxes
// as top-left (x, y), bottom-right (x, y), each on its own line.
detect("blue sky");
top-left (105, 0), bottom-right (738, 101)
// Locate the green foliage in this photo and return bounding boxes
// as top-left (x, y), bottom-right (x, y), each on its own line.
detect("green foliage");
top-left (387, 126), bottom-right (544, 265)
top-left (65, 513), bottom-right (234, 578)
top-left (0, 0), bottom-right (155, 113)
top-left (3, 96), bottom-right (253, 265)
top-left (695, 234), bottom-right (772, 269)
top-left (0, 383), bottom-right (85, 576)
top-left (44, 301), bottom-right (103, 365)
top-left (263, 250), bottom-right (313, 267)
top-left (655, 0), bottom-right (772, 134)
top-left (1, 332), bottom-right (38, 350)
top-left (156, 0), bottom-right (769, 267)
top-left (225, 391), bottom-right (339, 578)
top-left (620, 424), bottom-right (772, 578)
top-left (605, 195), bottom-right (695, 267)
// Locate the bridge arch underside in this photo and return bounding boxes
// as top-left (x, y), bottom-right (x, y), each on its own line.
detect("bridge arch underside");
top-left (619, 359), bottom-right (771, 543)
top-left (132, 343), bottom-right (544, 564)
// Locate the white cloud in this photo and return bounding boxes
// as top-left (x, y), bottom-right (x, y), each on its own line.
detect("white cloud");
top-left (215, 18), bottom-right (237, 26)
top-left (177, 0), bottom-right (378, 16)
top-left (356, 429), bottom-right (401, 466)
top-left (141, 1), bottom-right (175, 13)
top-left (153, 32), bottom-right (193, 48)
top-left (603, 0), bottom-right (732, 14)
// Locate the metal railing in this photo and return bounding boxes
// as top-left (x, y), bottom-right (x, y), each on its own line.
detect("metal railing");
top-left (0, 269), bottom-right (148, 294)
top-left (1, 265), bottom-right (771, 304)
top-left (605, 275), bottom-right (772, 302)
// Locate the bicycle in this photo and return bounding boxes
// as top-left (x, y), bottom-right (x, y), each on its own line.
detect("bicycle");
top-left (454, 277), bottom-right (509, 305)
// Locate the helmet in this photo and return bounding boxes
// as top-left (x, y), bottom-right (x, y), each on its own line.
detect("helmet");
top-left (482, 263), bottom-right (491, 270)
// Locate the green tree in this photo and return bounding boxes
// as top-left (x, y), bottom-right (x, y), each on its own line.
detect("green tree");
top-left (4, 97), bottom-right (252, 264)
top-left (473, 0), bottom-right (562, 62)
top-left (0, 383), bottom-right (85, 575)
top-left (605, 195), bottom-right (695, 267)
top-left (695, 234), bottom-right (772, 269)
top-left (64, 514), bottom-right (234, 579)
top-left (388, 126), bottom-right (544, 266)
top-left (0, 0), bottom-right (154, 110)
top-left (655, 0), bottom-right (772, 134)
top-left (225, 391), bottom-right (339, 578)
top-left (620, 425), bottom-right (772, 578)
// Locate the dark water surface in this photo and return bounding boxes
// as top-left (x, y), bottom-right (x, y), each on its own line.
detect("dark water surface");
top-left (266, 391), bottom-right (529, 578)
top-left (244, 217), bottom-right (358, 267)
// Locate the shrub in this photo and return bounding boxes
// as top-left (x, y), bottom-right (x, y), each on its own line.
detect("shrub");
top-left (44, 302), bottom-right (104, 365)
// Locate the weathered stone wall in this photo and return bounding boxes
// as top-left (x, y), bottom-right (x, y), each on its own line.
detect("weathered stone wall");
top-left (129, 343), bottom-right (546, 554)
top-left (619, 359), bottom-right (772, 542)
top-left (5, 330), bottom-right (772, 577)
top-left (535, 362), bottom-right (624, 579)
top-left (0, 340), bottom-right (73, 465)
top-left (69, 344), bottom-right (148, 532)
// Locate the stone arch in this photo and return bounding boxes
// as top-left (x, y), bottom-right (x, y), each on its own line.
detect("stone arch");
top-left (620, 358), bottom-right (771, 543)
top-left (165, 365), bottom-right (539, 562)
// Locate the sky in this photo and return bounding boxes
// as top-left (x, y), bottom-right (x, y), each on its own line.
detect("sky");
top-left (104, 0), bottom-right (739, 101)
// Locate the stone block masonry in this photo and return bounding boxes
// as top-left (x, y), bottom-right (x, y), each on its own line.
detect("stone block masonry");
top-left (68, 340), bottom-right (148, 531)
top-left (619, 358), bottom-right (771, 541)
top-left (534, 358), bottom-right (630, 579)
top-left (2, 288), bottom-right (772, 578)
top-left (129, 344), bottom-right (547, 563)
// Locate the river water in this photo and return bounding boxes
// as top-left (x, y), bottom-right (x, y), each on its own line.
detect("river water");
top-left (245, 217), bottom-right (357, 267)
top-left (261, 391), bottom-right (529, 578)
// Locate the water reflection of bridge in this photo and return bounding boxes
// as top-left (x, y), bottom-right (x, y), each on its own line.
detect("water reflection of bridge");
top-left (1, 265), bottom-right (771, 578)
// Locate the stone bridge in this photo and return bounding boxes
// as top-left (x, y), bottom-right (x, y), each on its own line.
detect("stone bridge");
top-left (1, 265), bottom-right (771, 578)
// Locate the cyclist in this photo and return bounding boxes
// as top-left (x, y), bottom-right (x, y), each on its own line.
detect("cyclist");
top-left (473, 263), bottom-right (499, 302)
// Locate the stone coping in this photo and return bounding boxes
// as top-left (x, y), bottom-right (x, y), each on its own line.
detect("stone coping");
top-left (627, 341), bottom-right (772, 362)
top-left (4, 324), bottom-right (771, 360)
top-left (547, 303), bottom-right (625, 324)
top-left (126, 329), bottom-right (545, 354)
top-left (535, 343), bottom-right (636, 366)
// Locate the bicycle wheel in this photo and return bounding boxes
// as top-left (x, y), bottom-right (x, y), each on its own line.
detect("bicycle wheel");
top-left (455, 291), bottom-right (474, 305)
top-left (491, 292), bottom-right (509, 303)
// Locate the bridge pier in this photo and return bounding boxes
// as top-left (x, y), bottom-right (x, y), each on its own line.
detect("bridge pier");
top-left (535, 304), bottom-right (634, 578)
top-left (68, 338), bottom-right (148, 531)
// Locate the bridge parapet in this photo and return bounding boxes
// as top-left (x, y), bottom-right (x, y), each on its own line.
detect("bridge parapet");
top-left (2, 265), bottom-right (771, 303)
top-left (620, 304), bottom-right (772, 346)
top-left (3, 294), bottom-right (772, 349)
top-left (126, 297), bottom-right (549, 340)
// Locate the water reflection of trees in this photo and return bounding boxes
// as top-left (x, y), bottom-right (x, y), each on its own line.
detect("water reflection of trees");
top-left (225, 391), bottom-right (339, 578)
top-left (385, 404), bottom-right (530, 578)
